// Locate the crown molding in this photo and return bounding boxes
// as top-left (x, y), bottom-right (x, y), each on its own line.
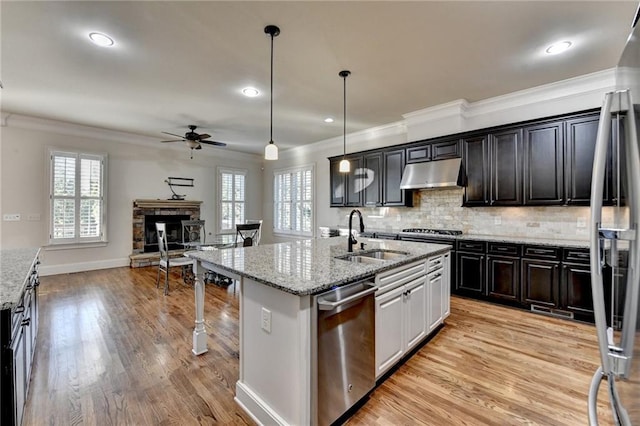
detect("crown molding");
top-left (0, 112), bottom-right (264, 164)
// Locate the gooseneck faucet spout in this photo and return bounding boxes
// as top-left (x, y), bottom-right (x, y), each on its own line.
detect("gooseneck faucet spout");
top-left (348, 209), bottom-right (365, 252)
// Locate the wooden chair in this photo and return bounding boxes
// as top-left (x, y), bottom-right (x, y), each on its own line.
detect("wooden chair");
top-left (235, 223), bottom-right (261, 247)
top-left (244, 219), bottom-right (263, 245)
top-left (182, 219), bottom-right (206, 248)
top-left (156, 222), bottom-right (193, 295)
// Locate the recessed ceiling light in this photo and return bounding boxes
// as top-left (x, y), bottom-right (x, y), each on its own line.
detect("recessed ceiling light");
top-left (242, 87), bottom-right (260, 97)
top-left (324, 117), bottom-right (334, 123)
top-left (545, 41), bottom-right (572, 55)
top-left (89, 32), bottom-right (115, 47)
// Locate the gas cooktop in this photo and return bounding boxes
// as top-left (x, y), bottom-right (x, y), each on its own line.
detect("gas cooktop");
top-left (401, 228), bottom-right (463, 236)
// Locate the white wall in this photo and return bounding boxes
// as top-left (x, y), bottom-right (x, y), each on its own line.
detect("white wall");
top-left (262, 68), bottom-right (617, 244)
top-left (0, 115), bottom-right (263, 275)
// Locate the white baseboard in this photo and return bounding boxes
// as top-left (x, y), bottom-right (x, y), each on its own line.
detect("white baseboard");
top-left (235, 381), bottom-right (289, 426)
top-left (39, 257), bottom-right (129, 276)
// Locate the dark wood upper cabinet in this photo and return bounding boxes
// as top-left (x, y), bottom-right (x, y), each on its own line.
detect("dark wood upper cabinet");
top-left (564, 113), bottom-right (613, 205)
top-left (431, 139), bottom-right (460, 161)
top-left (523, 121), bottom-right (565, 205)
top-left (406, 143), bottom-right (431, 163)
top-left (329, 158), bottom-right (345, 207)
top-left (489, 128), bottom-right (523, 206)
top-left (383, 149), bottom-right (413, 206)
top-left (461, 135), bottom-right (489, 206)
top-left (363, 152), bottom-right (383, 207)
top-left (345, 155), bottom-right (364, 207)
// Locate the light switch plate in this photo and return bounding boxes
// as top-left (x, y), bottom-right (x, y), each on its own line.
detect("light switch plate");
top-left (27, 214), bottom-right (41, 221)
top-left (494, 216), bottom-right (502, 225)
top-left (3, 214), bottom-right (20, 221)
top-left (261, 307), bottom-right (272, 333)
top-left (577, 217), bottom-right (587, 228)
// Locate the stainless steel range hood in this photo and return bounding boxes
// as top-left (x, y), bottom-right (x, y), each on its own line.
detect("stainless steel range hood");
top-left (399, 158), bottom-right (464, 190)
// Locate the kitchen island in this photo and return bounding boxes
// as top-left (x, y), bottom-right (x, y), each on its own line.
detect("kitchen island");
top-left (186, 237), bottom-right (450, 425)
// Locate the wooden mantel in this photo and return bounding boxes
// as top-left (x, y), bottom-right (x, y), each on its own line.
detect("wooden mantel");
top-left (133, 199), bottom-right (202, 209)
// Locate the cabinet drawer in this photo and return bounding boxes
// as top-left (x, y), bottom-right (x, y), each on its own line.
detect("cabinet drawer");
top-left (523, 245), bottom-right (561, 260)
top-left (375, 260), bottom-right (426, 295)
top-left (488, 242), bottom-right (521, 257)
top-left (456, 240), bottom-right (486, 253)
top-left (563, 248), bottom-right (590, 264)
top-left (427, 255), bottom-right (444, 273)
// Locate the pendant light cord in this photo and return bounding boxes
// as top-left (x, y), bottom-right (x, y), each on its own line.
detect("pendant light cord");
top-left (343, 74), bottom-right (346, 158)
top-left (270, 32), bottom-right (274, 143)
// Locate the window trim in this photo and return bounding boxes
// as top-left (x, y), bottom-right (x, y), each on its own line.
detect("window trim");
top-left (48, 148), bottom-right (108, 245)
top-left (217, 167), bottom-right (247, 234)
top-left (273, 163), bottom-right (315, 238)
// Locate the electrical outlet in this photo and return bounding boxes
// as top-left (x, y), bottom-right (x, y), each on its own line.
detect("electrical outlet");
top-left (3, 214), bottom-right (20, 221)
top-left (261, 307), bottom-right (272, 333)
top-left (494, 216), bottom-right (502, 225)
top-left (27, 214), bottom-right (41, 221)
top-left (577, 217), bottom-right (587, 228)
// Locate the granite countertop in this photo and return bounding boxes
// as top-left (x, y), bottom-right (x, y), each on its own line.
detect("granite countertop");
top-left (186, 237), bottom-right (451, 296)
top-left (354, 227), bottom-right (590, 248)
top-left (1, 248), bottom-right (41, 310)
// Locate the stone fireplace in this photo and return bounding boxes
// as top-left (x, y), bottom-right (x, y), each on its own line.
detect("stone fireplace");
top-left (130, 199), bottom-right (202, 268)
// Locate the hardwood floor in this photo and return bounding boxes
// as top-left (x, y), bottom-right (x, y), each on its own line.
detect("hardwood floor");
top-left (24, 267), bottom-right (613, 425)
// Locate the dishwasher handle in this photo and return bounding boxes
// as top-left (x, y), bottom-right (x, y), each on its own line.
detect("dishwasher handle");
top-left (317, 283), bottom-right (376, 311)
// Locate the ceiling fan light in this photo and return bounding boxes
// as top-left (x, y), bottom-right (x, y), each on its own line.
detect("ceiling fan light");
top-left (265, 141), bottom-right (278, 160)
top-left (339, 158), bottom-right (350, 173)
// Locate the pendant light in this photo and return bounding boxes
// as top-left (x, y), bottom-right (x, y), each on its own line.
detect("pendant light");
top-left (264, 25), bottom-right (280, 160)
top-left (338, 70), bottom-right (351, 173)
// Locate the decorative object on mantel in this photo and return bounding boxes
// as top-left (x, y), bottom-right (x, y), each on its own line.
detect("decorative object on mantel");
top-left (161, 125), bottom-right (227, 159)
top-left (165, 177), bottom-right (193, 200)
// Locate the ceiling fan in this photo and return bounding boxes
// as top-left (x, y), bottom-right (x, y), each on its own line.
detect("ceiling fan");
top-left (161, 125), bottom-right (227, 158)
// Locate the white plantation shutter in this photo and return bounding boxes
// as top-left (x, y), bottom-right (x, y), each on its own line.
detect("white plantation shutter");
top-left (219, 169), bottom-right (246, 232)
top-left (50, 150), bottom-right (107, 244)
top-left (274, 165), bottom-right (313, 236)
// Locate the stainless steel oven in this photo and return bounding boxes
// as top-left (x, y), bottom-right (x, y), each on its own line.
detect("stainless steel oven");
top-left (312, 279), bottom-right (376, 426)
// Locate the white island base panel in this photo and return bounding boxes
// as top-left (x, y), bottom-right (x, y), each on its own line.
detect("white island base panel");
top-left (235, 277), bottom-right (314, 426)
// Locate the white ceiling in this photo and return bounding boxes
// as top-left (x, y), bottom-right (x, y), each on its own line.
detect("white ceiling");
top-left (1, 1), bottom-right (637, 156)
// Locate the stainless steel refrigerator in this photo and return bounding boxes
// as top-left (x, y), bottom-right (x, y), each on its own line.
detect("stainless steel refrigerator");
top-left (589, 5), bottom-right (640, 425)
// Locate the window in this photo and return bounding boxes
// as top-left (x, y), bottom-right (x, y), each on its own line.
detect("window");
top-left (274, 165), bottom-right (314, 236)
top-left (49, 150), bottom-right (107, 244)
top-left (219, 168), bottom-right (246, 232)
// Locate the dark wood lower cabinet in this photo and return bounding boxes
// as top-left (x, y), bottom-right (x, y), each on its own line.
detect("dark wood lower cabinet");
top-left (561, 262), bottom-right (594, 322)
top-left (487, 255), bottom-right (520, 303)
top-left (456, 252), bottom-right (485, 297)
top-left (521, 259), bottom-right (560, 308)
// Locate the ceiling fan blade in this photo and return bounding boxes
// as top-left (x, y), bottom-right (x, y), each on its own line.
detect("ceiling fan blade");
top-left (197, 133), bottom-right (211, 140)
top-left (161, 139), bottom-right (184, 143)
top-left (195, 144), bottom-right (202, 150)
top-left (162, 131), bottom-right (185, 138)
top-left (199, 140), bottom-right (227, 147)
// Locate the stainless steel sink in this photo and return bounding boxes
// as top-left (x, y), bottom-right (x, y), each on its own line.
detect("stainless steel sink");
top-left (335, 249), bottom-right (408, 264)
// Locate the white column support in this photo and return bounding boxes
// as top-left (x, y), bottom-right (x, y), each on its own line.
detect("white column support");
top-left (192, 260), bottom-right (208, 355)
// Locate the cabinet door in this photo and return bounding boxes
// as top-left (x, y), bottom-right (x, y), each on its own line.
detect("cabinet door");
top-left (561, 263), bottom-right (594, 321)
top-left (456, 252), bottom-right (485, 296)
top-left (442, 253), bottom-right (451, 319)
top-left (375, 286), bottom-right (405, 378)
top-left (345, 155), bottom-right (364, 207)
top-left (432, 139), bottom-right (460, 161)
top-left (461, 135), bottom-right (489, 206)
top-left (329, 158), bottom-right (345, 207)
top-left (487, 255), bottom-right (520, 303)
top-left (383, 149), bottom-right (412, 206)
top-left (565, 114), bottom-right (614, 205)
top-left (522, 259), bottom-right (560, 307)
top-left (523, 121), bottom-right (565, 205)
top-left (363, 152), bottom-right (382, 207)
top-left (406, 143), bottom-right (431, 163)
top-left (490, 128), bottom-right (523, 206)
top-left (12, 327), bottom-right (26, 426)
top-left (405, 278), bottom-right (427, 351)
top-left (428, 270), bottom-right (443, 332)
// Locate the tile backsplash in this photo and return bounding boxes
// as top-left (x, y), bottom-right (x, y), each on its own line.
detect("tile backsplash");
top-left (333, 188), bottom-right (622, 240)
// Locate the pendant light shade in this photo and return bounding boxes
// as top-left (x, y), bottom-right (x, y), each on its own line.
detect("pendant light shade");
top-left (264, 25), bottom-right (280, 160)
top-left (339, 70), bottom-right (351, 173)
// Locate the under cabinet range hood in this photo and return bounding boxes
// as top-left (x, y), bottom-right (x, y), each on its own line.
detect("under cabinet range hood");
top-left (399, 157), bottom-right (464, 189)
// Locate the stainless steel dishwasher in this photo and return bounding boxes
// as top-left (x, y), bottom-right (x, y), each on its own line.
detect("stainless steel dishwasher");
top-left (312, 278), bottom-right (377, 426)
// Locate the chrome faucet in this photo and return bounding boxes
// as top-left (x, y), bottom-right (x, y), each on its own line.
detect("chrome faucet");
top-left (348, 209), bottom-right (365, 252)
